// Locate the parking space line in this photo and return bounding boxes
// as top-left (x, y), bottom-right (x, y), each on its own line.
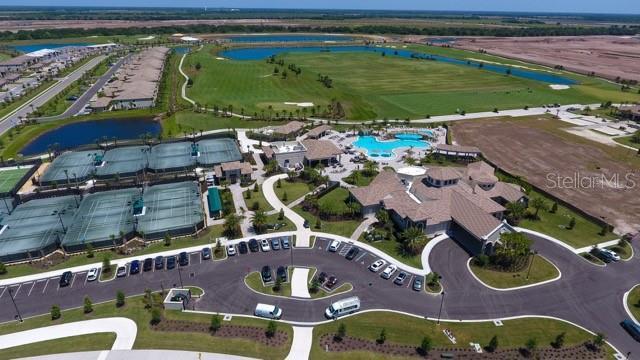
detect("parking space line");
top-left (70, 274), bottom-right (77, 288)
top-left (11, 284), bottom-right (22, 297)
top-left (0, 286), bottom-right (6, 299)
top-left (42, 279), bottom-right (50, 293)
top-left (355, 252), bottom-right (367, 262)
top-left (27, 282), bottom-right (36, 296)
top-left (406, 275), bottom-right (414, 288)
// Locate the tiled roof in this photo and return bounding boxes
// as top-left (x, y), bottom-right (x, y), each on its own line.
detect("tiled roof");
top-left (301, 139), bottom-right (341, 161)
top-left (306, 125), bottom-right (332, 138)
top-left (426, 167), bottom-right (462, 182)
top-left (350, 170), bottom-right (405, 207)
top-left (450, 191), bottom-right (503, 239)
top-left (273, 121), bottom-right (305, 135)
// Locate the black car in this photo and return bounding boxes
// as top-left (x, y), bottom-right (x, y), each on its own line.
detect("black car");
top-left (130, 260), bottom-right (141, 275)
top-left (143, 258), bottom-right (153, 272)
top-left (303, 220), bottom-right (310, 228)
top-left (326, 276), bottom-right (338, 289)
top-left (276, 266), bottom-right (288, 282)
top-left (59, 271), bottom-right (73, 287)
top-left (239, 241), bottom-right (248, 254)
top-left (201, 247), bottom-right (212, 260)
top-left (166, 256), bottom-right (176, 269)
top-left (345, 247), bottom-right (360, 260)
top-left (261, 265), bottom-right (273, 283)
top-left (154, 256), bottom-right (164, 270)
top-left (249, 239), bottom-right (259, 252)
top-left (317, 272), bottom-right (328, 284)
top-left (179, 252), bottom-right (189, 266)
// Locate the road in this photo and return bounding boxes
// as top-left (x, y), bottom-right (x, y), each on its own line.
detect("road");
top-left (0, 55), bottom-right (106, 135)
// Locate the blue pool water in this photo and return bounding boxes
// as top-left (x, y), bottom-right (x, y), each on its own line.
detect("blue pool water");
top-left (226, 35), bottom-right (352, 43)
top-left (221, 45), bottom-right (576, 85)
top-left (353, 135), bottom-right (430, 158)
top-left (21, 118), bottom-right (161, 156)
top-left (394, 133), bottom-right (423, 140)
top-left (174, 46), bottom-right (191, 54)
top-left (11, 43), bottom-right (92, 53)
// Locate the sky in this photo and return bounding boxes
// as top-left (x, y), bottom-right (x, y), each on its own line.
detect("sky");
top-left (7, 0), bottom-right (640, 14)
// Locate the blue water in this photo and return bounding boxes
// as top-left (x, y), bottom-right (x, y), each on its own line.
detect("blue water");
top-left (395, 133), bottom-right (423, 140)
top-left (226, 35), bottom-right (352, 43)
top-left (221, 45), bottom-right (576, 85)
top-left (11, 43), bottom-right (91, 53)
top-left (21, 118), bottom-right (161, 156)
top-left (174, 46), bottom-right (190, 54)
top-left (353, 135), bottom-right (430, 157)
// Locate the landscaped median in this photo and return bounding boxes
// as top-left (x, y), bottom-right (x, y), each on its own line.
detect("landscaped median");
top-left (0, 293), bottom-right (292, 360)
top-left (310, 312), bottom-right (615, 359)
top-left (245, 266), bottom-right (353, 299)
top-left (625, 285), bottom-right (640, 322)
top-left (469, 254), bottom-right (560, 289)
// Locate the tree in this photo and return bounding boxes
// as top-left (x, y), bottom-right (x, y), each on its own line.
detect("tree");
top-left (116, 291), bottom-right (125, 307)
top-left (102, 255), bottom-right (111, 273)
top-left (210, 313), bottom-right (222, 333)
top-left (51, 305), bottom-right (61, 320)
top-left (336, 323), bottom-right (346, 341)
top-left (278, 208), bottom-right (285, 220)
top-left (363, 160), bottom-right (378, 177)
top-left (266, 320), bottom-right (277, 337)
top-left (223, 213), bottom-right (242, 238)
top-left (83, 296), bottom-right (93, 314)
top-left (375, 209), bottom-right (389, 225)
top-left (315, 218), bottom-right (322, 229)
top-left (164, 232), bottom-right (171, 246)
top-left (525, 338), bottom-right (537, 355)
top-left (550, 202), bottom-right (558, 214)
top-left (245, 189), bottom-right (252, 199)
top-left (276, 178), bottom-right (282, 188)
top-left (529, 197), bottom-right (547, 219)
top-left (419, 336), bottom-right (432, 355)
top-left (0, 261), bottom-right (6, 275)
top-left (493, 232), bottom-right (531, 268)
top-left (487, 335), bottom-right (498, 352)
top-left (282, 191), bottom-right (288, 202)
top-left (552, 332), bottom-right (565, 348)
top-left (592, 333), bottom-right (605, 350)
top-left (274, 276), bottom-right (283, 292)
top-left (505, 201), bottom-right (526, 225)
top-left (401, 227), bottom-right (427, 255)
top-left (567, 216), bottom-right (576, 230)
top-left (151, 308), bottom-right (161, 325)
top-left (251, 210), bottom-right (268, 234)
top-left (253, 183), bottom-right (260, 192)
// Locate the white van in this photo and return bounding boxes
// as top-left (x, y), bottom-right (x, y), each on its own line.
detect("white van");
top-left (255, 303), bottom-right (283, 319)
top-left (325, 296), bottom-right (360, 319)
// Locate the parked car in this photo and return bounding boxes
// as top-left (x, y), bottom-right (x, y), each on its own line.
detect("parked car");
top-left (345, 247), bottom-right (360, 260)
top-left (281, 237), bottom-right (291, 249)
top-left (239, 241), bottom-right (249, 254)
top-left (260, 239), bottom-right (271, 252)
top-left (317, 272), bottom-right (328, 284)
top-left (86, 268), bottom-right (98, 282)
top-left (271, 238), bottom-right (281, 250)
top-left (369, 259), bottom-right (387, 272)
top-left (303, 220), bottom-right (310, 228)
top-left (381, 264), bottom-right (398, 279)
top-left (326, 276), bottom-right (338, 289)
top-left (621, 319), bottom-right (640, 342)
top-left (227, 244), bottom-right (237, 256)
top-left (248, 239), bottom-right (259, 252)
top-left (130, 260), bottom-right (141, 275)
top-left (597, 248), bottom-right (620, 262)
top-left (179, 252), bottom-right (189, 266)
top-left (201, 247), bottom-right (212, 260)
top-left (394, 272), bottom-right (408, 285)
top-left (143, 258), bottom-right (153, 272)
top-left (166, 256), bottom-right (176, 269)
top-left (277, 266), bottom-right (288, 282)
top-left (155, 256), bottom-right (164, 270)
top-left (116, 266), bottom-right (127, 277)
top-left (59, 271), bottom-right (73, 287)
top-left (412, 277), bottom-right (423, 291)
top-left (255, 303), bottom-right (282, 319)
top-left (261, 266), bottom-right (273, 283)
top-left (328, 240), bottom-right (341, 252)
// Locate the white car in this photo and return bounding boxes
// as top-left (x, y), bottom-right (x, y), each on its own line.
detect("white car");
top-left (86, 268), bottom-right (98, 282)
top-left (369, 259), bottom-right (387, 272)
top-left (227, 244), bottom-right (236, 256)
top-left (328, 240), bottom-right (341, 252)
top-left (260, 239), bottom-right (271, 252)
top-left (381, 264), bottom-right (398, 279)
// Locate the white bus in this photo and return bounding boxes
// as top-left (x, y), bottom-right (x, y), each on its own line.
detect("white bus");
top-left (255, 303), bottom-right (283, 319)
top-left (325, 296), bottom-right (361, 319)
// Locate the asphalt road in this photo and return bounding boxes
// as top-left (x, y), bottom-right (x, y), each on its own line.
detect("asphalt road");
top-left (1, 235), bottom-right (639, 354)
top-left (0, 55), bottom-right (106, 135)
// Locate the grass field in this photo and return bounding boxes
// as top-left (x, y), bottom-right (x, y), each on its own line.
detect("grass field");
top-left (469, 255), bottom-right (560, 289)
top-left (627, 285), bottom-right (640, 322)
top-left (185, 44), bottom-right (640, 120)
top-left (293, 204), bottom-right (361, 238)
top-left (0, 167), bottom-right (30, 193)
top-left (161, 111), bottom-right (287, 138)
top-left (614, 135), bottom-right (640, 149)
top-left (275, 180), bottom-right (313, 204)
top-left (0, 333), bottom-right (116, 360)
top-left (310, 312), bottom-right (613, 359)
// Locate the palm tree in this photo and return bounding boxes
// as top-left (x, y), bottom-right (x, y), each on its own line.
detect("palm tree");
top-left (401, 227), bottom-right (426, 255)
top-left (251, 210), bottom-right (268, 234)
top-left (505, 202), bottom-right (526, 225)
top-left (529, 197), bottom-right (547, 219)
top-left (223, 213), bottom-right (242, 238)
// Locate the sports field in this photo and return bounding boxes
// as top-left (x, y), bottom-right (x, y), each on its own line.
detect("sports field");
top-left (0, 166), bottom-right (31, 193)
top-left (185, 44), bottom-right (640, 120)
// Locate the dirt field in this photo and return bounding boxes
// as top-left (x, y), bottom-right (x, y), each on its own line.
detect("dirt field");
top-left (452, 36), bottom-right (640, 82)
top-left (452, 115), bottom-right (640, 234)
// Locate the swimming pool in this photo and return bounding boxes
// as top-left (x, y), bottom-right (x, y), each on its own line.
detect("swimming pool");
top-left (353, 135), bottom-right (430, 158)
top-left (394, 133), bottom-right (423, 140)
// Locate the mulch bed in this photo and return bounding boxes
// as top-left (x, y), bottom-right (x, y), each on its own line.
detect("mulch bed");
top-left (152, 318), bottom-right (288, 347)
top-left (319, 335), bottom-right (607, 359)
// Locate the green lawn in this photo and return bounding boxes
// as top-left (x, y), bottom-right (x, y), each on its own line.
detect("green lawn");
top-left (368, 239), bottom-right (423, 269)
top-left (626, 285), bottom-right (640, 322)
top-left (317, 187), bottom-right (352, 214)
top-left (243, 187), bottom-right (274, 212)
top-left (185, 43), bottom-right (639, 121)
top-left (469, 255), bottom-right (559, 289)
top-left (293, 205), bottom-right (361, 239)
top-left (0, 225), bottom-right (223, 280)
top-left (264, 213), bottom-right (295, 233)
top-left (310, 312), bottom-right (613, 359)
top-left (161, 111), bottom-right (288, 138)
top-left (0, 333), bottom-right (116, 360)
top-left (0, 294), bottom-right (292, 360)
top-left (245, 269), bottom-right (293, 296)
top-left (274, 180), bottom-right (312, 205)
top-left (614, 135), bottom-right (640, 149)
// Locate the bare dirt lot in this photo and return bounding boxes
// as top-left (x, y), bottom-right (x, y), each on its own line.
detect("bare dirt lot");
top-left (452, 36), bottom-right (640, 82)
top-left (452, 115), bottom-right (640, 234)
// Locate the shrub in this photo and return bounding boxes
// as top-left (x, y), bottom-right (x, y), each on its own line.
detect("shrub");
top-left (210, 314), bottom-right (222, 333)
top-left (335, 323), bottom-right (346, 341)
top-left (419, 336), bottom-right (432, 355)
top-left (567, 217), bottom-right (576, 230)
top-left (552, 332), bottom-right (565, 349)
top-left (309, 278), bottom-right (320, 293)
top-left (150, 308), bottom-right (162, 325)
top-left (0, 261), bottom-right (6, 275)
top-left (164, 232), bottom-right (172, 246)
top-left (315, 218), bottom-right (322, 229)
top-left (102, 255), bottom-right (111, 273)
top-left (116, 291), bottom-right (125, 307)
top-left (525, 338), bottom-right (537, 355)
top-left (274, 277), bottom-right (283, 292)
top-left (550, 202), bottom-right (558, 213)
top-left (377, 328), bottom-right (387, 344)
top-left (83, 296), bottom-right (93, 314)
top-left (276, 179), bottom-right (282, 188)
top-left (266, 320), bottom-right (277, 338)
top-left (282, 191), bottom-right (288, 202)
top-left (251, 201), bottom-right (260, 211)
top-left (86, 243), bottom-right (94, 258)
top-left (474, 254), bottom-right (490, 267)
top-left (487, 335), bottom-right (498, 352)
top-left (278, 208), bottom-right (285, 220)
top-left (51, 305), bottom-right (61, 320)
top-left (245, 190), bottom-right (252, 199)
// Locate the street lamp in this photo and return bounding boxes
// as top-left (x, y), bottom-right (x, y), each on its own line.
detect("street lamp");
top-left (437, 290), bottom-right (445, 325)
top-left (8, 287), bottom-right (23, 322)
top-left (526, 250), bottom-right (538, 280)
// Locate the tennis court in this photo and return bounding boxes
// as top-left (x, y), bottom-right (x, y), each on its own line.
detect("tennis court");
top-left (137, 181), bottom-right (204, 239)
top-left (95, 145), bottom-right (148, 179)
top-left (198, 138), bottom-right (242, 166)
top-left (149, 142), bottom-right (197, 172)
top-left (40, 150), bottom-right (103, 186)
top-left (0, 166), bottom-right (32, 193)
top-left (61, 188), bottom-right (139, 251)
top-left (0, 196), bottom-right (78, 263)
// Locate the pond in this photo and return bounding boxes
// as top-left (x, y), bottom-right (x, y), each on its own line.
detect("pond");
top-left (174, 46), bottom-right (191, 54)
top-left (225, 34), bottom-right (353, 43)
top-left (220, 45), bottom-right (577, 85)
top-left (20, 118), bottom-right (161, 156)
top-left (10, 43), bottom-right (92, 53)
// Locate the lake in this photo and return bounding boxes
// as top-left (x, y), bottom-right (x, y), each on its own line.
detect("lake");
top-left (20, 118), bottom-right (161, 156)
top-left (11, 43), bottom-right (92, 53)
top-left (220, 45), bottom-right (577, 85)
top-left (225, 34), bottom-right (352, 43)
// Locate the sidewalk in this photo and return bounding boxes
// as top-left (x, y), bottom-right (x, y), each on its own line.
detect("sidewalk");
top-left (19, 350), bottom-right (260, 360)
top-left (290, 268), bottom-right (311, 298)
top-left (285, 326), bottom-right (313, 360)
top-left (261, 174), bottom-right (311, 247)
